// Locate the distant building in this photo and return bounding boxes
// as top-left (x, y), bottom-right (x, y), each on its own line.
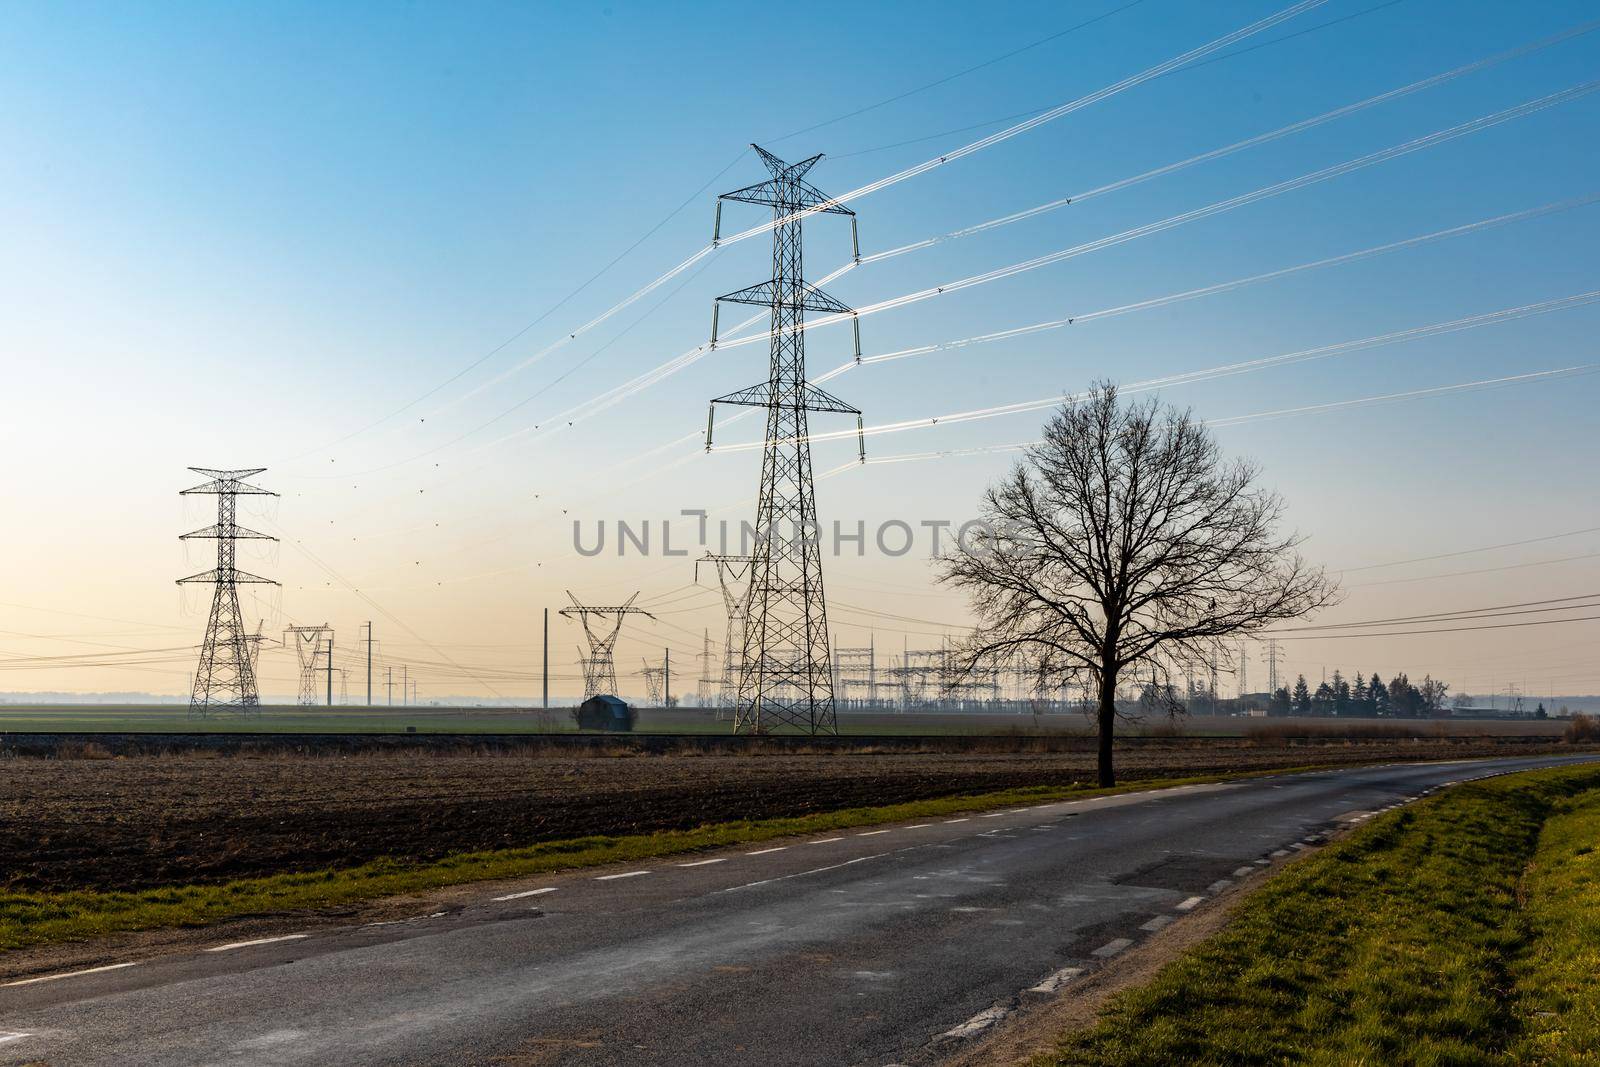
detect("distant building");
top-left (575, 694), bottom-right (634, 732)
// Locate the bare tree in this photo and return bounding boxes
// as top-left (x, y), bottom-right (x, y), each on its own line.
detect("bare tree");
top-left (939, 384), bottom-right (1337, 786)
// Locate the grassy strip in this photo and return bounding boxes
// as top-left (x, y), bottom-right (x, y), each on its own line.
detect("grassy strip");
top-left (1510, 786), bottom-right (1600, 1062)
top-left (0, 769), bottom-right (1292, 953)
top-left (1041, 764), bottom-right (1600, 1066)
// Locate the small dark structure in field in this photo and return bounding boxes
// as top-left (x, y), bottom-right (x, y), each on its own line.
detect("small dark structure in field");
top-left (575, 695), bottom-right (634, 732)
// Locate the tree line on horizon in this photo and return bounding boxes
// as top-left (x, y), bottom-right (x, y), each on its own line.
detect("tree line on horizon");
top-left (1270, 670), bottom-right (1449, 718)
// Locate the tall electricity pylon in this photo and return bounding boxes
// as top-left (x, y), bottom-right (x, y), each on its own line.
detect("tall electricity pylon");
top-left (560, 592), bottom-right (653, 700)
top-left (178, 467), bottom-right (278, 715)
top-left (696, 629), bottom-right (716, 707)
top-left (284, 625), bottom-right (331, 706)
top-left (696, 553), bottom-right (753, 717)
top-left (704, 145), bottom-right (863, 736)
top-left (642, 659), bottom-right (666, 706)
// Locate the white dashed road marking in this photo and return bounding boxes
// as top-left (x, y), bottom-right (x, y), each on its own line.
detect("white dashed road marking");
top-left (1026, 966), bottom-right (1084, 994)
top-left (1092, 938), bottom-right (1134, 958)
top-left (857, 829), bottom-right (892, 837)
top-left (206, 934), bottom-right (309, 953)
top-left (1140, 915), bottom-right (1173, 932)
top-left (941, 1006), bottom-right (1010, 1039)
top-left (1175, 895), bottom-right (1205, 912)
top-left (1206, 879), bottom-right (1233, 894)
top-left (810, 837), bottom-right (844, 845)
top-left (0, 1031), bottom-right (33, 1046)
top-left (1233, 866), bottom-right (1255, 878)
top-left (491, 887), bottom-right (558, 901)
top-left (746, 846), bottom-right (787, 856)
top-left (676, 858), bottom-right (727, 867)
top-left (3, 961), bottom-right (139, 987)
top-left (595, 870), bottom-right (651, 881)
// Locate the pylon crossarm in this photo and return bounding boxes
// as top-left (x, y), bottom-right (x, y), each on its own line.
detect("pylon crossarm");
top-left (706, 385), bottom-right (772, 451)
top-left (800, 382), bottom-right (859, 415)
top-left (181, 479), bottom-right (277, 497)
top-left (180, 523), bottom-right (277, 540)
top-left (714, 280), bottom-right (852, 315)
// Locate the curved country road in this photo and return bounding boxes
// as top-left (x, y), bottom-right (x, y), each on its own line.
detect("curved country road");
top-left (3, 755), bottom-right (1592, 1066)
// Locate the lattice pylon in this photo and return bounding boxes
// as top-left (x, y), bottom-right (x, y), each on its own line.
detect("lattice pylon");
top-left (704, 146), bottom-right (864, 736)
top-left (178, 467), bottom-right (278, 716)
top-left (284, 625), bottom-right (331, 707)
top-left (560, 592), bottom-right (653, 700)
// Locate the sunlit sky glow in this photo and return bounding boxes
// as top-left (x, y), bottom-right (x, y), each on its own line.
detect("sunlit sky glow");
top-left (2, 0), bottom-right (1597, 704)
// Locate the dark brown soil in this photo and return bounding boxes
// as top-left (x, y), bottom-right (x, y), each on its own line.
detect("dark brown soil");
top-left (0, 737), bottom-right (1576, 893)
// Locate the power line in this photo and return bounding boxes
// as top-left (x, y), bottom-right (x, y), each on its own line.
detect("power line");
top-left (768, 0), bottom-right (1149, 145)
top-left (829, 0), bottom-right (1417, 159)
top-left (296, 0), bottom-right (1328, 471)
top-left (1336, 524), bottom-right (1600, 573)
top-left (529, 83), bottom-right (1600, 460)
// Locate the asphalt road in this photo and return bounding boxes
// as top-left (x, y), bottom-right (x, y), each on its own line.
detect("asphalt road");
top-left (3, 755), bottom-right (1591, 1066)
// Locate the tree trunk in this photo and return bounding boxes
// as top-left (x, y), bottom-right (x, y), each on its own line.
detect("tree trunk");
top-left (1097, 668), bottom-right (1118, 787)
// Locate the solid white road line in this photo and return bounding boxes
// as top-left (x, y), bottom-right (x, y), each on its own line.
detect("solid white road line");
top-left (206, 934), bottom-right (309, 953)
top-left (3, 961), bottom-right (139, 987)
top-left (1175, 895), bottom-right (1206, 912)
top-left (491, 887), bottom-right (559, 901)
top-left (1092, 938), bottom-right (1134, 958)
top-left (595, 870), bottom-right (651, 881)
top-left (1025, 966), bottom-right (1084, 995)
top-left (677, 857), bottom-right (728, 867)
top-left (746, 846), bottom-right (788, 856)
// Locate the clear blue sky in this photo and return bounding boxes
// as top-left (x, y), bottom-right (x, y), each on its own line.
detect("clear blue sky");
top-left (2, 0), bottom-right (1597, 701)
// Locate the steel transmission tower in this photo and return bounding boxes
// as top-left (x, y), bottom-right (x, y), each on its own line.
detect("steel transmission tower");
top-left (560, 592), bottom-right (653, 700)
top-left (704, 145), bottom-right (864, 735)
top-left (284, 625), bottom-right (332, 706)
top-left (696, 553), bottom-right (753, 716)
top-left (178, 468), bottom-right (278, 715)
top-left (642, 659), bottom-right (666, 706)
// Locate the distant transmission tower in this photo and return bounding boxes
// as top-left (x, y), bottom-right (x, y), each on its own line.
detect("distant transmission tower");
top-left (178, 467), bottom-right (278, 715)
top-left (696, 553), bottom-right (753, 716)
top-left (1264, 638), bottom-right (1282, 693)
top-left (560, 592), bottom-right (653, 700)
top-left (704, 145), bottom-right (864, 735)
top-left (696, 629), bottom-right (715, 707)
top-left (641, 659), bottom-right (666, 706)
top-left (284, 625), bottom-right (332, 707)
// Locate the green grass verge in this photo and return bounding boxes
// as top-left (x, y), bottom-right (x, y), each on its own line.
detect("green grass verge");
top-left (1041, 763), bottom-right (1600, 1066)
top-left (1, 770), bottom-right (1289, 954)
top-left (1510, 783), bottom-right (1600, 1062)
